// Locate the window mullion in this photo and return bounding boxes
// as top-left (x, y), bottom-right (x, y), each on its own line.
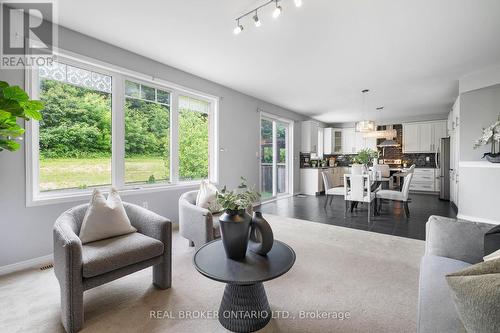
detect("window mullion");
top-left (272, 120), bottom-right (278, 197)
top-left (171, 91), bottom-right (180, 183)
top-left (112, 75), bottom-right (125, 189)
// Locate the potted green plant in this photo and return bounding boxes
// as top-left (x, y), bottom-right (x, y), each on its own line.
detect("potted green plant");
top-left (0, 81), bottom-right (43, 152)
top-left (474, 116), bottom-right (500, 163)
top-left (216, 177), bottom-right (260, 260)
top-left (353, 148), bottom-right (378, 166)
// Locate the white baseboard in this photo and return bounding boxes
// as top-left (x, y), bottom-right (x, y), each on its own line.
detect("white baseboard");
top-left (456, 214), bottom-right (499, 225)
top-left (0, 254), bottom-right (53, 276)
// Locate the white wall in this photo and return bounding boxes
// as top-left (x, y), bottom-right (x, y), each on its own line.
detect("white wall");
top-left (457, 162), bottom-right (500, 224)
top-left (456, 78), bottom-right (500, 223)
top-left (0, 26), bottom-right (309, 267)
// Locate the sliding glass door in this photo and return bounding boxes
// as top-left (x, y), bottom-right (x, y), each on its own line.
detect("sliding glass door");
top-left (260, 115), bottom-right (292, 200)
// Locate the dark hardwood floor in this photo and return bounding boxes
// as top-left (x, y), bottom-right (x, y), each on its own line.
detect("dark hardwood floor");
top-left (256, 193), bottom-right (456, 240)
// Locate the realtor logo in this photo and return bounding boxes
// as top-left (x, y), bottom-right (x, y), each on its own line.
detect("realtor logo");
top-left (0, 0), bottom-right (56, 68)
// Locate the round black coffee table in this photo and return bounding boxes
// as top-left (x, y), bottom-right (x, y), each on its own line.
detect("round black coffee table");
top-left (193, 239), bottom-right (295, 333)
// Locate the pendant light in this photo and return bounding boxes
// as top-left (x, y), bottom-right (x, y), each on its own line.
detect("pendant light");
top-left (355, 89), bottom-right (376, 133)
top-left (363, 107), bottom-right (398, 139)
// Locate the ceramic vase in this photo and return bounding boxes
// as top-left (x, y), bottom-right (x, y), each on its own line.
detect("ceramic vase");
top-left (249, 212), bottom-right (274, 256)
top-left (219, 209), bottom-right (252, 260)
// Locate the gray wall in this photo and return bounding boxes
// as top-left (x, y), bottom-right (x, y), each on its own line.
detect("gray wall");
top-left (460, 84), bottom-right (500, 161)
top-left (0, 26), bottom-right (308, 267)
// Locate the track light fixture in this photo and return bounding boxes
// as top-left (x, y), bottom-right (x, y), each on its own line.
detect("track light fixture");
top-left (233, 19), bottom-right (243, 35)
top-left (233, 0), bottom-right (303, 34)
top-left (253, 11), bottom-right (261, 27)
top-left (272, 1), bottom-right (283, 18)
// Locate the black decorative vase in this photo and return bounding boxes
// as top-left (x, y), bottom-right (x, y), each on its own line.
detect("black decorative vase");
top-left (219, 209), bottom-right (252, 260)
top-left (485, 153), bottom-right (500, 163)
top-left (249, 212), bottom-right (274, 256)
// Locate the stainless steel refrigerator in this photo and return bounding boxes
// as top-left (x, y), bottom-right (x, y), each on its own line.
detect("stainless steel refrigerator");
top-left (438, 137), bottom-right (450, 200)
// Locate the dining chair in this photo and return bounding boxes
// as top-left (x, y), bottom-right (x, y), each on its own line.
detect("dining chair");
top-left (376, 171), bottom-right (414, 218)
top-left (393, 165), bottom-right (415, 190)
top-left (372, 164), bottom-right (393, 189)
top-left (344, 173), bottom-right (377, 223)
top-left (321, 171), bottom-right (344, 209)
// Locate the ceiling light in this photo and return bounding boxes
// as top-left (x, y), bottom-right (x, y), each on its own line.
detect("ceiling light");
top-left (294, 0), bottom-right (303, 7)
top-left (233, 20), bottom-right (243, 35)
top-left (253, 12), bottom-right (261, 27)
top-left (273, 1), bottom-right (282, 18)
top-left (355, 89), bottom-right (376, 133)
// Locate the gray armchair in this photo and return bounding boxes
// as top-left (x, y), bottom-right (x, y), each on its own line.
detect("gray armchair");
top-left (53, 202), bottom-right (172, 333)
top-left (179, 190), bottom-right (220, 250)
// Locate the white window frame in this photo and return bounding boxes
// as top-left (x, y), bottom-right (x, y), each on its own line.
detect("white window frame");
top-left (25, 50), bottom-right (219, 206)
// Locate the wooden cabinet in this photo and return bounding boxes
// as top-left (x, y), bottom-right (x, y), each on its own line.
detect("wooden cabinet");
top-left (332, 167), bottom-right (350, 187)
top-left (301, 121), bottom-right (319, 153)
top-left (403, 120), bottom-right (447, 153)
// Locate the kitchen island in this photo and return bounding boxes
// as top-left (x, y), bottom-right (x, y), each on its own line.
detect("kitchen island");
top-left (299, 166), bottom-right (350, 195)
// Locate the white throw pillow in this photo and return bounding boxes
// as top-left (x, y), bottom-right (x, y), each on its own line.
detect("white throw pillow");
top-left (79, 188), bottom-right (137, 244)
top-left (196, 180), bottom-right (218, 209)
top-left (484, 248), bottom-right (500, 262)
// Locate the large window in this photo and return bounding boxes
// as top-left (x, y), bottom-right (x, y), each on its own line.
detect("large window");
top-left (27, 56), bottom-right (217, 204)
top-left (179, 95), bottom-right (209, 181)
top-left (38, 62), bottom-right (112, 192)
top-left (124, 81), bottom-right (170, 185)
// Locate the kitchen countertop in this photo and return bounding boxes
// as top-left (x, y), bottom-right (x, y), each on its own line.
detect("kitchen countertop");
top-left (300, 166), bottom-right (348, 169)
top-left (300, 165), bottom-right (439, 170)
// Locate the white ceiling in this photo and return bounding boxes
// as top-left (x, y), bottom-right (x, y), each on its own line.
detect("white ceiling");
top-left (56, 0), bottom-right (500, 123)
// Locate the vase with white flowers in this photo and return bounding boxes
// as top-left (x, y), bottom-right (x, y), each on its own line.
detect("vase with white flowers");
top-left (473, 116), bottom-right (500, 163)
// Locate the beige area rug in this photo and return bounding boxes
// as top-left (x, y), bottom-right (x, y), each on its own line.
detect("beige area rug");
top-left (0, 215), bottom-right (424, 333)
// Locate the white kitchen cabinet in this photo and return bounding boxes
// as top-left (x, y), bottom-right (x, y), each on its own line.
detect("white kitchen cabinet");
top-left (342, 128), bottom-right (356, 154)
top-left (300, 168), bottom-right (323, 195)
top-left (363, 136), bottom-right (377, 151)
top-left (432, 121), bottom-right (447, 152)
top-left (333, 130), bottom-right (342, 153)
top-left (419, 123), bottom-right (433, 152)
top-left (409, 168), bottom-right (439, 192)
top-left (355, 132), bottom-right (364, 152)
top-left (323, 128), bottom-right (333, 155)
top-left (301, 121), bottom-right (319, 153)
top-left (403, 120), bottom-right (448, 153)
top-left (299, 167), bottom-right (349, 195)
top-left (403, 123), bottom-right (420, 152)
top-left (324, 128), bottom-right (342, 154)
top-left (340, 128), bottom-right (378, 154)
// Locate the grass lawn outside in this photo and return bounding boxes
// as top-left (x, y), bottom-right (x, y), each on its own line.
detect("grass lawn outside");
top-left (40, 156), bottom-right (169, 192)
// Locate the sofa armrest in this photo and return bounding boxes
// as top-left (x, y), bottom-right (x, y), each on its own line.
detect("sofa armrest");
top-left (53, 212), bottom-right (83, 290)
top-left (178, 195), bottom-right (214, 249)
top-left (124, 203), bottom-right (171, 258)
top-left (425, 215), bottom-right (494, 264)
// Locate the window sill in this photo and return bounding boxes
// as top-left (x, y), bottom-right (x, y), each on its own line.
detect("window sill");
top-left (26, 181), bottom-right (203, 207)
